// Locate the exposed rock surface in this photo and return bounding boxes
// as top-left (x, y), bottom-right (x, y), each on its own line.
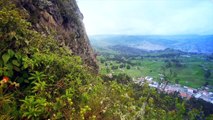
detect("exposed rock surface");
top-left (16, 0), bottom-right (98, 73)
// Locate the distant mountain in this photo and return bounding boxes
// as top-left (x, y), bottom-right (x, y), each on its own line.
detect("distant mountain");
top-left (89, 35), bottom-right (213, 54)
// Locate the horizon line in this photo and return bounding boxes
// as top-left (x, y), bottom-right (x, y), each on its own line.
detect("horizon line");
top-left (88, 34), bottom-right (213, 36)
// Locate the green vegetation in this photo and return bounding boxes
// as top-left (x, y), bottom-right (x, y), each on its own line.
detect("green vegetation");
top-left (0, 0), bottom-right (213, 119)
top-left (98, 49), bottom-right (213, 88)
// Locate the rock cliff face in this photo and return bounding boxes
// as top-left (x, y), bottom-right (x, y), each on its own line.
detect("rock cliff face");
top-left (16, 0), bottom-right (98, 73)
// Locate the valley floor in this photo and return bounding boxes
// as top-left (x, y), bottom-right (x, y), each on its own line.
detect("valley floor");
top-left (97, 48), bottom-right (213, 89)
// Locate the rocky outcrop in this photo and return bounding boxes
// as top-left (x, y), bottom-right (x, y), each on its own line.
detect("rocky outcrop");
top-left (16, 0), bottom-right (98, 73)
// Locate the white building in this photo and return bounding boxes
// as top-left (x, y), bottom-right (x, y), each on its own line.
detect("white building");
top-left (194, 93), bottom-right (201, 98)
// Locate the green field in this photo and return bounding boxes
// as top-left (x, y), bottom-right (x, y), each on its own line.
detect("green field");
top-left (97, 50), bottom-right (213, 89)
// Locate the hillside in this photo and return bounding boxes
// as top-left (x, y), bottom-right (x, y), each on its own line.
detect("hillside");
top-left (16, 0), bottom-right (98, 73)
top-left (1, 0), bottom-right (213, 119)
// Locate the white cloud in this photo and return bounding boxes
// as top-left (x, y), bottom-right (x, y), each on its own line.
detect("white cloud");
top-left (78, 0), bottom-right (213, 35)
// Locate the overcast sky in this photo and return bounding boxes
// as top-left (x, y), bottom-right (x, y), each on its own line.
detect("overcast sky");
top-left (78, 0), bottom-right (213, 35)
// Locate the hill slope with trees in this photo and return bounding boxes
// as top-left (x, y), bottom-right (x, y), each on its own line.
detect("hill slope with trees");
top-left (0, 0), bottom-right (213, 119)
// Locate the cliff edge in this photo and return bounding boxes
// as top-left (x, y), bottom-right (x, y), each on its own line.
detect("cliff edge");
top-left (16, 0), bottom-right (98, 73)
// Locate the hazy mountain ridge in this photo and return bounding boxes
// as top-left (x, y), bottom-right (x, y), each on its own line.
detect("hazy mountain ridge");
top-left (90, 35), bottom-right (213, 54)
